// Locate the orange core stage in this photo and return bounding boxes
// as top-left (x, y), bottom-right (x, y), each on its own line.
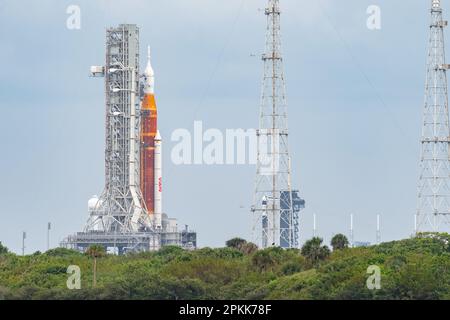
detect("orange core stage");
top-left (140, 93), bottom-right (157, 214)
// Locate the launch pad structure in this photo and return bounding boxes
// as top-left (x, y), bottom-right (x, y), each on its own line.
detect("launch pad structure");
top-left (61, 24), bottom-right (196, 254)
top-left (62, 227), bottom-right (196, 254)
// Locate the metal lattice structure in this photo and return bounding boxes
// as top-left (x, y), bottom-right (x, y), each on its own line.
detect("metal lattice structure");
top-left (251, 0), bottom-right (304, 248)
top-left (61, 24), bottom-right (198, 254)
top-left (85, 24), bottom-right (151, 234)
top-left (417, 0), bottom-right (450, 232)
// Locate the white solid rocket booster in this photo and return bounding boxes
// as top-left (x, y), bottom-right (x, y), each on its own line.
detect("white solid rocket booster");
top-left (154, 130), bottom-right (162, 228)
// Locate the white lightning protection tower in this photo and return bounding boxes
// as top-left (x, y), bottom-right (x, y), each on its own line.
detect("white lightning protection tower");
top-left (417, 0), bottom-right (450, 232)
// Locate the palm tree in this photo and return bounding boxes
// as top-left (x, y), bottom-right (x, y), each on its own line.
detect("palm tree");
top-left (331, 234), bottom-right (349, 251)
top-left (86, 245), bottom-right (106, 287)
top-left (225, 238), bottom-right (247, 249)
top-left (301, 237), bottom-right (330, 265)
top-left (225, 238), bottom-right (258, 254)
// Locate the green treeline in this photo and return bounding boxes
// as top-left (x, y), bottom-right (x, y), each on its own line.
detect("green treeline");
top-left (0, 233), bottom-right (449, 300)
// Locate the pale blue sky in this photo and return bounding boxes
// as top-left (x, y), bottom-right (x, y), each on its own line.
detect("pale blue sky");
top-left (0, 0), bottom-right (445, 253)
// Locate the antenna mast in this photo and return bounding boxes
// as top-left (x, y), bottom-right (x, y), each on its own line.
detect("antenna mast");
top-left (22, 231), bottom-right (26, 256)
top-left (417, 0), bottom-right (450, 232)
top-left (252, 0), bottom-right (304, 248)
top-left (376, 214), bottom-right (381, 244)
top-left (349, 214), bottom-right (354, 247)
top-left (313, 213), bottom-right (317, 237)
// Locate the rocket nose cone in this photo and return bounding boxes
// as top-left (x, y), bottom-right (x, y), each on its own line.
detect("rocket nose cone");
top-left (145, 62), bottom-right (154, 78)
top-left (155, 130), bottom-right (161, 140)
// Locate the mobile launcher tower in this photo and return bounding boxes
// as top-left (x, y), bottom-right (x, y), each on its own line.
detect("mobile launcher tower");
top-left (62, 24), bottom-right (196, 254)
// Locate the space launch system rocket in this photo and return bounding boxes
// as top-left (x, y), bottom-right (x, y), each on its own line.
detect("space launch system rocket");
top-left (140, 46), bottom-right (162, 229)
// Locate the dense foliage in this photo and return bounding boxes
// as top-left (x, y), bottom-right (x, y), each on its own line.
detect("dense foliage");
top-left (0, 233), bottom-right (449, 300)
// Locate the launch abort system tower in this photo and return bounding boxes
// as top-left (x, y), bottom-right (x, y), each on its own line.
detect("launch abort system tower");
top-left (416, 0), bottom-right (450, 233)
top-left (251, 0), bottom-right (305, 249)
